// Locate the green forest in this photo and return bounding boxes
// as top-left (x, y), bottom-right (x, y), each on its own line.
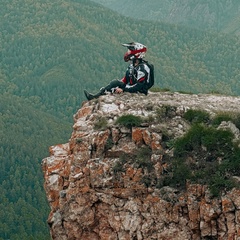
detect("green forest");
top-left (1, 0), bottom-right (240, 238)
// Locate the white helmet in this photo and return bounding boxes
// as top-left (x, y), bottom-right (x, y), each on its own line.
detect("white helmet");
top-left (122, 42), bottom-right (147, 62)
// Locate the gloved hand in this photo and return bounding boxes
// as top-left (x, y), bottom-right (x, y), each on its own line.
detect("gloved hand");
top-left (115, 87), bottom-right (123, 94)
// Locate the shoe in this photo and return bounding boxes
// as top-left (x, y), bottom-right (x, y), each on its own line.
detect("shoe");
top-left (140, 89), bottom-right (148, 95)
top-left (84, 90), bottom-right (94, 100)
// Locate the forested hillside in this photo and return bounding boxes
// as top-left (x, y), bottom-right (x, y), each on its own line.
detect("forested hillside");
top-left (1, 0), bottom-right (240, 238)
top-left (0, 94), bottom-right (71, 239)
top-left (92, 0), bottom-right (240, 35)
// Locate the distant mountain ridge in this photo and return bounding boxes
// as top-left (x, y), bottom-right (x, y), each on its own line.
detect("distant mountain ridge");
top-left (91, 0), bottom-right (240, 35)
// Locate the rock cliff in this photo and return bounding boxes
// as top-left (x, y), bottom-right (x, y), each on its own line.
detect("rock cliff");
top-left (42, 91), bottom-right (240, 240)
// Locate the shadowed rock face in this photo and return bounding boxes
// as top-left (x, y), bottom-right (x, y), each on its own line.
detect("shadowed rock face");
top-left (42, 92), bottom-right (240, 240)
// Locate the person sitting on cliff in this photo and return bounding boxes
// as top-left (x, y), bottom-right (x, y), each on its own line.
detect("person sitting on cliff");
top-left (84, 42), bottom-right (152, 101)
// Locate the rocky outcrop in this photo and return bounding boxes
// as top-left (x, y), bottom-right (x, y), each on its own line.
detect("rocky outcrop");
top-left (42, 92), bottom-right (240, 240)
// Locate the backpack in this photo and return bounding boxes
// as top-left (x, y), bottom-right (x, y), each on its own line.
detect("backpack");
top-left (143, 60), bottom-right (154, 90)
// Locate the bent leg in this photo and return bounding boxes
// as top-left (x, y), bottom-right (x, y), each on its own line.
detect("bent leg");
top-left (104, 79), bottom-right (125, 92)
top-left (84, 80), bottom-right (125, 100)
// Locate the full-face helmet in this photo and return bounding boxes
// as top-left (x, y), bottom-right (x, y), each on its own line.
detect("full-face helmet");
top-left (122, 42), bottom-right (147, 62)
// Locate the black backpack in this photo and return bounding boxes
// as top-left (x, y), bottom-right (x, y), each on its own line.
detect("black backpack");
top-left (143, 60), bottom-right (154, 90)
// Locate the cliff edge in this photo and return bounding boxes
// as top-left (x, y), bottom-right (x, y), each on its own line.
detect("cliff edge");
top-left (42, 92), bottom-right (240, 240)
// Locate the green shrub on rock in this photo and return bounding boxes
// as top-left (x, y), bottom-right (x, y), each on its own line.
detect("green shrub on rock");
top-left (183, 109), bottom-right (210, 124)
top-left (116, 114), bottom-right (142, 128)
top-left (167, 123), bottom-right (238, 196)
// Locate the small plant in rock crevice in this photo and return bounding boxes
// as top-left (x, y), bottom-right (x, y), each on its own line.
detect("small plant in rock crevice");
top-left (115, 114), bottom-right (143, 128)
top-left (183, 109), bottom-right (210, 124)
top-left (112, 153), bottom-right (135, 175)
top-left (94, 116), bottom-right (108, 130)
top-left (105, 137), bottom-right (114, 151)
top-left (144, 114), bottom-right (155, 123)
top-left (75, 138), bottom-right (83, 144)
top-left (134, 147), bottom-right (153, 172)
top-left (112, 146), bottom-right (157, 186)
top-left (141, 175), bottom-right (157, 187)
top-left (112, 155), bottom-right (126, 174)
top-left (155, 105), bottom-right (177, 121)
